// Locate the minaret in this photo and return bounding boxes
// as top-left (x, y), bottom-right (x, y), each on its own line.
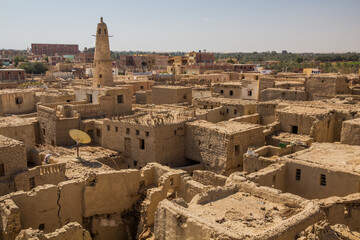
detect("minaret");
top-left (93, 17), bottom-right (114, 87)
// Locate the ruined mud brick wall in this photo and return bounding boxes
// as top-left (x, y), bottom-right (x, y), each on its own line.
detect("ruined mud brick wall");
top-left (305, 75), bottom-right (350, 100)
top-left (0, 199), bottom-right (21, 240)
top-left (185, 121), bottom-right (264, 175)
top-left (0, 163), bottom-right (205, 240)
top-left (340, 118), bottom-right (360, 145)
top-left (152, 86), bottom-right (192, 105)
top-left (101, 119), bottom-right (187, 168)
top-left (155, 182), bottom-right (323, 240)
top-left (16, 222), bottom-right (91, 240)
top-left (320, 193), bottom-right (360, 232)
top-left (275, 106), bottom-right (336, 142)
top-left (0, 136), bottom-right (27, 196)
top-left (258, 76), bottom-right (275, 95)
top-left (0, 90), bottom-right (36, 116)
top-left (260, 88), bottom-right (308, 101)
top-left (256, 102), bottom-right (278, 125)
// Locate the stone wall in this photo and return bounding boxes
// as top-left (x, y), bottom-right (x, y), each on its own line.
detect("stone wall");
top-left (0, 136), bottom-right (27, 196)
top-left (340, 118), bottom-right (360, 145)
top-left (260, 88), bottom-right (308, 101)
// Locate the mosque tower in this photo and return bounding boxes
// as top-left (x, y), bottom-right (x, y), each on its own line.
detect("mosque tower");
top-left (93, 17), bottom-right (114, 87)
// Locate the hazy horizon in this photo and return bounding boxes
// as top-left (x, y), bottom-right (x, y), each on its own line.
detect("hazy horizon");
top-left (1, 0), bottom-right (360, 53)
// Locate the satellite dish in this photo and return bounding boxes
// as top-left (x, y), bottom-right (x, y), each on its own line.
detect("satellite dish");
top-left (69, 129), bottom-right (91, 158)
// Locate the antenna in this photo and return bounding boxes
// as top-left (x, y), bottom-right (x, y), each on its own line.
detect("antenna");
top-left (69, 129), bottom-right (91, 159)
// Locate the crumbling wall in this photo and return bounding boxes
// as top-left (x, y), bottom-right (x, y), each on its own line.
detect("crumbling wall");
top-left (14, 163), bottom-right (66, 192)
top-left (320, 193), bottom-right (360, 232)
top-left (192, 170), bottom-right (227, 187)
top-left (340, 118), bottom-right (360, 145)
top-left (0, 199), bottom-right (21, 240)
top-left (15, 222), bottom-right (91, 240)
top-left (256, 102), bottom-right (277, 125)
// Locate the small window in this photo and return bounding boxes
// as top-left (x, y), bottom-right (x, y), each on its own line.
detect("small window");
top-left (174, 130), bottom-right (177, 135)
top-left (0, 164), bottom-right (5, 176)
top-left (220, 90), bottom-right (224, 94)
top-left (170, 178), bottom-right (174, 186)
top-left (248, 90), bottom-right (252, 96)
top-left (146, 131), bottom-right (149, 137)
top-left (272, 175), bottom-right (276, 187)
top-left (117, 95), bottom-right (123, 104)
top-left (115, 127), bottom-right (118, 132)
top-left (296, 169), bottom-right (301, 181)
top-left (88, 94), bottom-right (93, 103)
top-left (140, 86), bottom-right (144, 89)
top-left (107, 125), bottom-right (110, 131)
top-left (234, 145), bottom-right (240, 154)
top-left (208, 144), bottom-right (212, 149)
top-left (99, 74), bottom-right (102, 78)
top-left (229, 90), bottom-right (233, 96)
top-left (126, 128), bottom-right (130, 134)
top-left (66, 99), bottom-right (70, 102)
top-left (96, 129), bottom-right (101, 137)
top-left (134, 161), bottom-right (138, 167)
top-left (42, 128), bottom-right (46, 135)
top-left (183, 94), bottom-right (187, 100)
top-left (98, 28), bottom-right (101, 35)
top-left (136, 129), bottom-right (140, 135)
top-left (104, 29), bottom-right (107, 34)
top-left (15, 97), bottom-right (23, 104)
top-left (281, 92), bottom-right (286, 98)
top-left (320, 174), bottom-right (326, 186)
top-left (234, 109), bottom-right (237, 114)
top-left (226, 108), bottom-right (229, 114)
top-left (198, 140), bottom-right (201, 145)
top-left (139, 139), bottom-right (145, 149)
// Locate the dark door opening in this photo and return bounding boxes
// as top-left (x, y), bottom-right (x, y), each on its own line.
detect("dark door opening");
top-left (292, 125), bottom-right (298, 134)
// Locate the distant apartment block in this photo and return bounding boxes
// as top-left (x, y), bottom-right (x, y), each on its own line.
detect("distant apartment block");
top-left (31, 43), bottom-right (79, 56)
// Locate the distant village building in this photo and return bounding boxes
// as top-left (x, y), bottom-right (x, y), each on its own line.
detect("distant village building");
top-left (31, 43), bottom-right (79, 56)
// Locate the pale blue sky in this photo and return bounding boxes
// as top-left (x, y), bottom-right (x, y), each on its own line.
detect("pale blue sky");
top-left (1, 0), bottom-right (359, 52)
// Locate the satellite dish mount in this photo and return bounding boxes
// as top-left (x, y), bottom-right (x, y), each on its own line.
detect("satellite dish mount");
top-left (69, 129), bottom-right (91, 159)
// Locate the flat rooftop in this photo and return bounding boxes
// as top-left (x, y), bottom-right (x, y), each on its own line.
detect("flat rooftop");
top-left (111, 106), bottom-right (196, 126)
top-left (276, 105), bottom-right (331, 116)
top-left (0, 135), bottom-right (23, 147)
top-left (187, 120), bottom-right (262, 134)
top-left (284, 142), bottom-right (360, 174)
top-left (0, 116), bottom-right (36, 127)
top-left (187, 191), bottom-right (298, 235)
top-left (269, 132), bottom-right (314, 145)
